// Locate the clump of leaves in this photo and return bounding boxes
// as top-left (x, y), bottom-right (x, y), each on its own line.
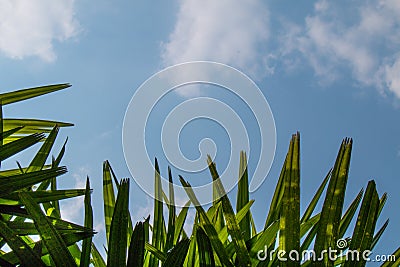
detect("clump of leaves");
top-left (0, 85), bottom-right (94, 266)
top-left (93, 133), bottom-right (399, 267)
top-left (1, 84), bottom-right (398, 267)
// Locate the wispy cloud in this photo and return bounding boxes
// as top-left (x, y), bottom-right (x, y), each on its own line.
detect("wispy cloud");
top-left (161, 0), bottom-right (271, 81)
top-left (132, 196), bottom-right (154, 223)
top-left (279, 0), bottom-right (400, 98)
top-left (0, 0), bottom-right (80, 62)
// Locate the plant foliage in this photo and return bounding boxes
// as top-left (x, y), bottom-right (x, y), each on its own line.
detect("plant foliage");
top-left (0, 85), bottom-right (93, 266)
top-left (0, 85), bottom-right (398, 267)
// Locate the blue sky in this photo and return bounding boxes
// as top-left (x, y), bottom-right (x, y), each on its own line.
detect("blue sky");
top-left (1, 0), bottom-right (399, 263)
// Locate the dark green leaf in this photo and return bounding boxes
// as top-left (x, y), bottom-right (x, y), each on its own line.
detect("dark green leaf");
top-left (313, 138), bottom-right (352, 267)
top-left (279, 133), bottom-right (300, 266)
top-left (26, 125), bottom-right (59, 173)
top-left (127, 222), bottom-right (145, 267)
top-left (107, 179), bottom-right (130, 267)
top-left (0, 189), bottom-right (86, 205)
top-left (165, 166), bottom-right (176, 251)
top-left (80, 177), bottom-right (93, 267)
top-left (0, 133), bottom-right (44, 161)
top-left (344, 180), bottom-right (380, 267)
top-left (180, 176), bottom-right (234, 267)
top-left (0, 167), bottom-right (67, 198)
top-left (19, 192), bottom-right (76, 267)
top-left (91, 244), bottom-right (107, 267)
top-left (150, 158), bottom-right (165, 267)
top-left (208, 156), bottom-right (251, 267)
top-left (300, 169), bottom-right (331, 224)
top-left (173, 201), bottom-right (190, 245)
top-left (162, 238), bottom-right (190, 267)
top-left (196, 227), bottom-right (215, 267)
top-left (0, 219), bottom-right (45, 266)
top-left (237, 151), bottom-right (251, 242)
top-left (371, 219), bottom-right (389, 250)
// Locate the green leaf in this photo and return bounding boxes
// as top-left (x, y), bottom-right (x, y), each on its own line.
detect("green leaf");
top-left (145, 242), bottom-right (166, 262)
top-left (339, 188), bottom-right (364, 238)
top-left (5, 219), bottom-right (94, 236)
top-left (377, 193), bottom-right (387, 218)
top-left (237, 151), bottom-right (251, 242)
top-left (0, 126), bottom-right (24, 141)
top-left (0, 219), bottom-right (45, 266)
top-left (0, 167), bottom-right (67, 198)
top-left (38, 139), bottom-right (68, 218)
top-left (380, 246), bottom-right (400, 267)
top-left (0, 205), bottom-right (29, 217)
top-left (19, 192), bottom-right (76, 267)
top-left (107, 178), bottom-right (130, 267)
top-left (0, 164), bottom-right (49, 177)
top-left (165, 166), bottom-right (176, 251)
top-left (264, 154), bottom-right (286, 229)
top-left (0, 189), bottom-right (86, 205)
top-left (184, 223), bottom-right (197, 267)
top-left (80, 177), bottom-right (93, 267)
top-left (2, 118), bottom-right (72, 136)
top-left (91, 244), bottom-right (107, 267)
top-left (162, 238), bottom-right (190, 267)
top-left (0, 133), bottom-right (44, 161)
top-left (49, 163), bottom-right (61, 217)
top-left (248, 219), bottom-right (280, 260)
top-left (371, 219), bottom-right (389, 250)
top-left (344, 180), bottom-right (380, 267)
top-left (300, 213), bottom-right (320, 238)
top-left (0, 83), bottom-right (70, 105)
top-left (218, 200), bottom-right (254, 243)
top-left (26, 125), bottom-right (59, 173)
top-left (109, 164), bottom-right (134, 249)
top-left (211, 200), bottom-right (225, 234)
top-left (279, 132), bottom-right (301, 266)
top-left (179, 176), bottom-right (234, 267)
top-left (196, 227), bottom-right (215, 267)
top-left (173, 200), bottom-right (191, 245)
top-left (0, 104), bottom-right (3, 152)
top-left (249, 212), bottom-right (257, 238)
top-left (208, 156), bottom-right (251, 267)
top-left (150, 158), bottom-right (165, 267)
top-left (300, 169), bottom-right (331, 224)
top-left (127, 222), bottom-right (145, 267)
top-left (2, 232), bottom-right (94, 265)
top-left (103, 160), bottom-right (116, 244)
top-left (313, 138), bottom-right (352, 267)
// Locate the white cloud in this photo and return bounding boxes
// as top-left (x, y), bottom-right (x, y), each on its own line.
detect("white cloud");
top-left (161, 0), bottom-right (270, 79)
top-left (381, 55), bottom-right (400, 98)
top-left (280, 0), bottom-right (400, 98)
top-left (60, 195), bottom-right (84, 223)
top-left (0, 0), bottom-right (80, 62)
top-left (132, 196), bottom-right (154, 223)
top-left (59, 166), bottom-right (89, 223)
